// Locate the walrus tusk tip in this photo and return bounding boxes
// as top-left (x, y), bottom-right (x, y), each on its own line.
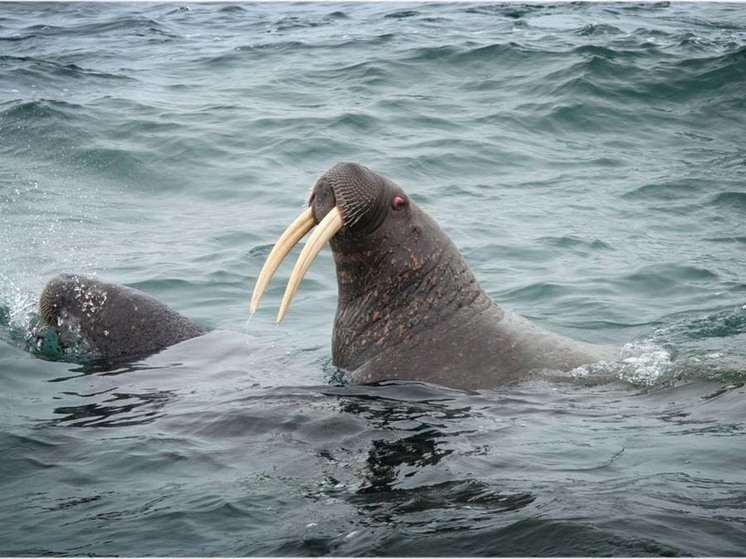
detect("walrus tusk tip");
top-left (250, 207), bottom-right (316, 315)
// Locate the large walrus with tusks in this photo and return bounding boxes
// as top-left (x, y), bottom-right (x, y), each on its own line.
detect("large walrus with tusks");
top-left (251, 162), bottom-right (617, 390)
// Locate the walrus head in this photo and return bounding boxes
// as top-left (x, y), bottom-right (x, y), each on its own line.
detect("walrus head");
top-left (251, 162), bottom-right (491, 374)
top-left (38, 274), bottom-right (206, 360)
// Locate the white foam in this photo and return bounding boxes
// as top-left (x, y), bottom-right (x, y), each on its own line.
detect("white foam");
top-left (562, 340), bottom-right (674, 388)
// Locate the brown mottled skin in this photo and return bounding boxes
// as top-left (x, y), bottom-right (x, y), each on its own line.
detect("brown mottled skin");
top-left (309, 162), bottom-right (616, 390)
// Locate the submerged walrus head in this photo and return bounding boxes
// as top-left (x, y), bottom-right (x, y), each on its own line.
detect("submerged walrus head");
top-left (38, 274), bottom-right (206, 361)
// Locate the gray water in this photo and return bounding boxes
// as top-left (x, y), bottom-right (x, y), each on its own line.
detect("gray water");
top-left (1, 2), bottom-right (745, 556)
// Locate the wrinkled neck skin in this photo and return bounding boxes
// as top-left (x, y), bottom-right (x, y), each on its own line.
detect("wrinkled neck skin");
top-left (330, 203), bottom-right (500, 383)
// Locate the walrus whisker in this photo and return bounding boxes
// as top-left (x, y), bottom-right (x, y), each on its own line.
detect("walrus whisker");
top-left (250, 207), bottom-right (316, 314)
top-left (277, 207), bottom-right (343, 323)
top-left (343, 202), bottom-right (366, 228)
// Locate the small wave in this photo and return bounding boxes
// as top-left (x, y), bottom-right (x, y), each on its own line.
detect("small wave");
top-left (464, 4), bottom-right (542, 19)
top-left (571, 44), bottom-right (634, 61)
top-left (614, 264), bottom-right (719, 297)
top-left (70, 16), bottom-right (177, 40)
top-left (0, 98), bottom-right (87, 121)
top-left (665, 306), bottom-right (746, 341)
top-left (401, 41), bottom-right (540, 68)
top-left (1, 96), bottom-right (158, 181)
top-left (660, 45), bottom-right (746, 100)
top-left (0, 54), bottom-right (134, 82)
top-left (501, 282), bottom-right (570, 304)
top-left (5, 15), bottom-right (176, 43)
top-left (542, 53), bottom-right (642, 101)
top-left (677, 44), bottom-right (746, 73)
top-left (311, 59), bottom-right (388, 87)
top-left (454, 41), bottom-right (540, 64)
top-left (640, 307), bottom-right (746, 384)
top-left (622, 179), bottom-right (703, 201)
top-left (266, 9), bottom-right (350, 33)
top-left (218, 32), bottom-right (395, 65)
top-left (165, 5), bottom-right (191, 15)
top-left (538, 235), bottom-right (613, 252)
top-left (705, 236), bottom-right (746, 246)
top-left (0, 99), bottom-right (97, 161)
top-left (575, 23), bottom-right (624, 37)
top-left (272, 15), bottom-right (324, 31)
top-left (383, 9), bottom-right (421, 20)
top-left (217, 5), bottom-right (246, 14)
top-left (676, 130), bottom-right (715, 143)
top-left (708, 191), bottom-right (746, 214)
top-left (0, 24), bottom-right (65, 42)
top-left (327, 11), bottom-right (349, 20)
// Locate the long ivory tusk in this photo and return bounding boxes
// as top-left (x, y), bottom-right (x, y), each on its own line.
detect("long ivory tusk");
top-left (250, 207), bottom-right (315, 314)
top-left (277, 207), bottom-right (343, 323)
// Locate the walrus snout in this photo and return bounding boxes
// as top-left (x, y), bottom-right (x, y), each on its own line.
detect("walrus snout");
top-left (308, 171), bottom-right (338, 225)
top-left (313, 162), bottom-right (409, 239)
top-left (310, 162), bottom-right (383, 229)
top-left (39, 277), bottom-right (62, 325)
top-left (38, 273), bottom-right (81, 325)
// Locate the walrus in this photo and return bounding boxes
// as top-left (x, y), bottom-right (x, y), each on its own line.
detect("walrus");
top-left (251, 162), bottom-right (617, 390)
top-left (38, 273), bottom-right (206, 360)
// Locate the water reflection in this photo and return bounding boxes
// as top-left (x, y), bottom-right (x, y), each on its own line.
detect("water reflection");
top-left (38, 358), bottom-right (179, 428)
top-left (50, 388), bottom-right (175, 428)
top-left (362, 428), bottom-right (452, 491)
top-left (350, 478), bottom-right (536, 522)
top-left (322, 381), bottom-right (537, 519)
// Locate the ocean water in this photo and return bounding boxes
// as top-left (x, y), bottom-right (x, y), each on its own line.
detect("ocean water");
top-left (1, 1), bottom-right (745, 556)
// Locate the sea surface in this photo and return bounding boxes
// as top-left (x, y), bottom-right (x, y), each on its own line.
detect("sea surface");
top-left (1, 2), bottom-right (745, 556)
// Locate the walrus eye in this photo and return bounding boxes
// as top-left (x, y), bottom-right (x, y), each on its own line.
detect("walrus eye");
top-left (392, 195), bottom-right (407, 211)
